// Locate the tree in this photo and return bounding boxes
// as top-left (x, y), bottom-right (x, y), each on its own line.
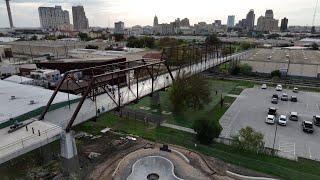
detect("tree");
top-left (85, 45), bottom-right (99, 49)
top-left (240, 42), bottom-right (252, 50)
top-left (193, 116), bottom-right (222, 144)
top-left (205, 34), bottom-right (221, 45)
top-left (30, 35), bottom-right (38, 41)
top-left (238, 63), bottom-right (253, 75)
top-left (232, 127), bottom-right (265, 153)
top-left (113, 34), bottom-right (124, 42)
top-left (169, 74), bottom-right (211, 113)
top-left (311, 43), bottom-right (319, 50)
top-left (78, 32), bottom-right (91, 41)
top-left (271, 70), bottom-right (281, 78)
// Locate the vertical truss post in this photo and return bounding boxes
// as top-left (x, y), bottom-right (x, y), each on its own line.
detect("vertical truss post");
top-left (66, 77), bottom-right (96, 132)
top-left (136, 68), bottom-right (139, 102)
top-left (151, 65), bottom-right (154, 94)
top-left (39, 73), bottom-right (68, 120)
top-left (117, 72), bottom-right (121, 109)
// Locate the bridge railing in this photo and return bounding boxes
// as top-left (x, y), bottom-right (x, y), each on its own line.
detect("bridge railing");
top-left (0, 125), bottom-right (62, 159)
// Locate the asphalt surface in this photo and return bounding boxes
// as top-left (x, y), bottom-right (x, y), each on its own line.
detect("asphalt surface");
top-left (220, 86), bottom-right (320, 161)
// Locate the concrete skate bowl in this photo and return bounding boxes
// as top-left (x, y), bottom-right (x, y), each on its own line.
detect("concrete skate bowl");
top-left (127, 156), bottom-right (183, 180)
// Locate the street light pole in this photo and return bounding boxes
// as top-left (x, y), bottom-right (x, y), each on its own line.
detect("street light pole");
top-left (272, 121), bottom-right (278, 155)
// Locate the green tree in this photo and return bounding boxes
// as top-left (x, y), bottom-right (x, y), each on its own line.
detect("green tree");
top-left (311, 43), bottom-right (319, 50)
top-left (239, 63), bottom-right (253, 75)
top-left (205, 34), bottom-right (221, 45)
top-left (271, 70), bottom-right (281, 78)
top-left (30, 35), bottom-right (38, 41)
top-left (85, 45), bottom-right (99, 49)
top-left (169, 74), bottom-right (211, 113)
top-left (78, 32), bottom-right (91, 41)
top-left (232, 127), bottom-right (265, 153)
top-left (113, 34), bottom-right (124, 42)
top-left (193, 116), bottom-right (222, 144)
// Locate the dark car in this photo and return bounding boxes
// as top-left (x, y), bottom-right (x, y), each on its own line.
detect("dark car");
top-left (313, 115), bottom-right (320, 126)
top-left (272, 94), bottom-right (279, 100)
top-left (302, 121), bottom-right (314, 133)
top-left (291, 96), bottom-right (297, 102)
top-left (268, 107), bottom-right (277, 115)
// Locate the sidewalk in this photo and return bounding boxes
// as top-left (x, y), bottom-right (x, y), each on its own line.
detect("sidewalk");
top-left (161, 123), bottom-right (197, 134)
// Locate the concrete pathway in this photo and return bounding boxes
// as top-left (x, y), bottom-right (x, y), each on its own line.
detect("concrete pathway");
top-left (161, 123), bottom-right (197, 134)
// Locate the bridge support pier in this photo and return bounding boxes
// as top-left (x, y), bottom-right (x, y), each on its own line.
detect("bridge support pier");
top-left (60, 131), bottom-right (79, 175)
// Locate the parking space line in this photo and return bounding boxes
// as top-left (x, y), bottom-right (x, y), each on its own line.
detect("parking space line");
top-left (308, 145), bottom-right (312, 159)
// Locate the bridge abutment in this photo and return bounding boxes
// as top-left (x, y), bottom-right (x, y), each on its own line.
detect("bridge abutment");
top-left (60, 131), bottom-right (79, 175)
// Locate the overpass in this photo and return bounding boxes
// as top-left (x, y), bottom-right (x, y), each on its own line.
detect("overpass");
top-left (0, 43), bottom-right (251, 166)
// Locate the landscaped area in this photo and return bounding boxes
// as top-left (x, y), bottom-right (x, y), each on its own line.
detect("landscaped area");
top-left (74, 112), bottom-right (320, 180)
top-left (127, 78), bottom-right (254, 128)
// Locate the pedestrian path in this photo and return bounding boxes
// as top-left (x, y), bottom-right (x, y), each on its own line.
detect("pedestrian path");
top-left (161, 123), bottom-right (196, 134)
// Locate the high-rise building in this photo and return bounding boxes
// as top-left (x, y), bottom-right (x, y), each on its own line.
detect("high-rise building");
top-left (114, 21), bottom-right (125, 34)
top-left (265, 10), bottom-right (274, 19)
top-left (38, 6), bottom-right (70, 29)
top-left (227, 15), bottom-right (235, 28)
top-left (153, 15), bottom-right (159, 27)
top-left (214, 20), bottom-right (222, 26)
top-left (246, 9), bottom-right (255, 31)
top-left (280, 17), bottom-right (289, 32)
top-left (180, 18), bottom-right (190, 27)
top-left (257, 9), bottom-right (279, 32)
top-left (72, 6), bottom-right (89, 31)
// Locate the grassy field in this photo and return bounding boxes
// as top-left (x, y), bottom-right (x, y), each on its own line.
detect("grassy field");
top-left (73, 112), bottom-right (320, 180)
top-left (127, 79), bottom-right (254, 128)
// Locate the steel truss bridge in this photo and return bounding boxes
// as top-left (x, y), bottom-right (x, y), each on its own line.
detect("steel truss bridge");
top-left (0, 42), bottom-right (251, 164)
top-left (40, 42), bottom-right (250, 131)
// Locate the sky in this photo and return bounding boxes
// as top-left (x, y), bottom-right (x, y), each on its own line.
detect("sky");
top-left (0, 0), bottom-right (318, 28)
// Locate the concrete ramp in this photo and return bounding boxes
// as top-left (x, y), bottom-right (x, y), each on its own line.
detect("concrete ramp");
top-left (127, 156), bottom-right (183, 180)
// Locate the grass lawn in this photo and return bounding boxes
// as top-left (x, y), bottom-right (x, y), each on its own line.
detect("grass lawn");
top-left (73, 112), bottom-right (320, 180)
top-left (127, 79), bottom-right (254, 128)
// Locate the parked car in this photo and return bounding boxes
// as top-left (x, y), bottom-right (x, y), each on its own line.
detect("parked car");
top-left (276, 84), bottom-right (283, 91)
top-left (281, 93), bottom-right (289, 101)
top-left (293, 87), bottom-right (299, 93)
top-left (261, 84), bottom-right (267, 89)
top-left (289, 112), bottom-right (298, 121)
top-left (291, 96), bottom-right (297, 102)
top-left (266, 115), bottom-right (276, 124)
top-left (313, 115), bottom-right (320, 126)
top-left (272, 94), bottom-right (279, 100)
top-left (278, 115), bottom-right (287, 126)
top-left (302, 121), bottom-right (314, 133)
top-left (271, 98), bottom-right (278, 104)
top-left (268, 107), bottom-right (277, 115)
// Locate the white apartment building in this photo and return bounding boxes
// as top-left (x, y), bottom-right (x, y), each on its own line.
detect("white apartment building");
top-left (38, 6), bottom-right (70, 30)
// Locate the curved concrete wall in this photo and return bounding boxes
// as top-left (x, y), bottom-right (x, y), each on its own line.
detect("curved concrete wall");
top-left (127, 156), bottom-right (183, 180)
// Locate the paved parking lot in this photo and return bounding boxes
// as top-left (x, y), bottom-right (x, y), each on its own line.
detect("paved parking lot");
top-left (220, 86), bottom-right (320, 161)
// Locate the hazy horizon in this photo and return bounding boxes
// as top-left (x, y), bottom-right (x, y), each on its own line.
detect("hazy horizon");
top-left (0, 0), bottom-right (319, 28)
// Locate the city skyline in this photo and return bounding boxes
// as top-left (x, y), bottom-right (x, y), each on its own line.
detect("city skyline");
top-left (0, 0), bottom-right (319, 28)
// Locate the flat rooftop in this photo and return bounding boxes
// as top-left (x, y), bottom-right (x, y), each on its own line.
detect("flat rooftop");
top-left (246, 48), bottom-right (320, 65)
top-left (0, 80), bottom-right (80, 124)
